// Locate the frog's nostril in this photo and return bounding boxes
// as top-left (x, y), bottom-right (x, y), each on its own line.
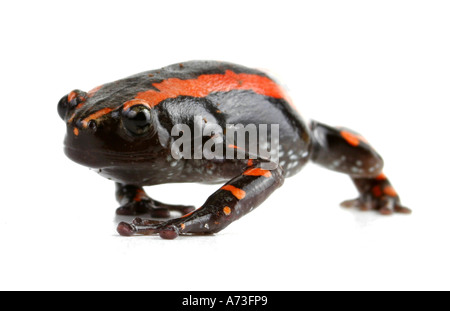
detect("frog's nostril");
top-left (57, 95), bottom-right (69, 120)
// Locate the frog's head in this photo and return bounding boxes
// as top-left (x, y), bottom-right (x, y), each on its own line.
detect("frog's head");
top-left (58, 85), bottom-right (160, 169)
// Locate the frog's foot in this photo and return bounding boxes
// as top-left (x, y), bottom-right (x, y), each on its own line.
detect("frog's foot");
top-left (341, 197), bottom-right (411, 215)
top-left (117, 216), bottom-right (216, 239)
top-left (341, 175), bottom-right (412, 215)
top-left (117, 218), bottom-right (183, 240)
top-left (341, 185), bottom-right (411, 215)
top-left (116, 201), bottom-right (167, 218)
top-left (116, 200), bottom-right (195, 218)
top-left (115, 184), bottom-right (195, 218)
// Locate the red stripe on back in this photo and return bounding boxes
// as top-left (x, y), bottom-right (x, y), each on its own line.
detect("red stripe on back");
top-left (135, 70), bottom-right (286, 108)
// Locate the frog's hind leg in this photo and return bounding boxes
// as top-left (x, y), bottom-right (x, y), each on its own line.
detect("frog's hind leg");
top-left (309, 121), bottom-right (411, 215)
top-left (115, 183), bottom-right (195, 218)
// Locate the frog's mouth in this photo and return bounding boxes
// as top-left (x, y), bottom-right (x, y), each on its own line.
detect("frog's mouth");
top-left (64, 145), bottom-right (160, 168)
top-left (64, 145), bottom-right (110, 168)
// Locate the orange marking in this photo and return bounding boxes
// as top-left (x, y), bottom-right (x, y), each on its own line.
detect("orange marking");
top-left (68, 113), bottom-right (77, 124)
top-left (244, 168), bottom-right (272, 178)
top-left (123, 99), bottom-right (151, 111)
top-left (81, 108), bottom-right (113, 128)
top-left (87, 85), bottom-right (103, 98)
top-left (383, 186), bottom-right (398, 197)
top-left (223, 206), bottom-right (231, 216)
top-left (133, 189), bottom-right (146, 202)
top-left (73, 128), bottom-right (79, 136)
top-left (180, 223), bottom-right (186, 230)
top-left (76, 70), bottom-right (291, 126)
top-left (135, 70), bottom-right (289, 109)
top-left (341, 131), bottom-right (360, 147)
top-left (372, 185), bottom-right (383, 197)
top-left (247, 159), bottom-right (254, 167)
top-left (68, 91), bottom-right (77, 102)
top-left (221, 185), bottom-right (246, 200)
top-left (181, 211), bottom-right (195, 219)
top-left (376, 173), bottom-right (387, 181)
top-left (228, 144), bottom-right (239, 149)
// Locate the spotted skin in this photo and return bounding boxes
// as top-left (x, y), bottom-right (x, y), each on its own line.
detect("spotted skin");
top-left (58, 61), bottom-right (410, 240)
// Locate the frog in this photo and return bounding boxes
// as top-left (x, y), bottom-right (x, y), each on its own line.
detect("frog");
top-left (58, 60), bottom-right (411, 240)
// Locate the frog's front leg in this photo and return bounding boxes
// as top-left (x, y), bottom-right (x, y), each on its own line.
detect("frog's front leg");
top-left (117, 164), bottom-right (285, 239)
top-left (115, 183), bottom-right (195, 218)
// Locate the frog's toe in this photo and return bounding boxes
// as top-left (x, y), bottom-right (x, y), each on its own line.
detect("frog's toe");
top-left (148, 208), bottom-right (171, 218)
top-left (132, 217), bottom-right (164, 226)
top-left (152, 201), bottom-right (196, 216)
top-left (116, 201), bottom-right (151, 216)
top-left (378, 199), bottom-right (395, 215)
top-left (394, 204), bottom-right (412, 214)
top-left (158, 225), bottom-right (180, 240)
top-left (117, 222), bottom-right (136, 236)
top-left (377, 197), bottom-right (411, 215)
top-left (117, 219), bottom-right (158, 236)
top-left (340, 198), bottom-right (373, 211)
top-left (116, 200), bottom-right (191, 219)
top-left (340, 197), bottom-right (411, 215)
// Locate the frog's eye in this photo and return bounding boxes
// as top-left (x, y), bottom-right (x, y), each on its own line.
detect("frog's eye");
top-left (121, 104), bottom-right (154, 136)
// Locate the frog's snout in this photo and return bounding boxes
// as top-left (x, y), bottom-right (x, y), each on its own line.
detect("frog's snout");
top-left (57, 94), bottom-right (70, 121)
top-left (57, 90), bottom-right (87, 121)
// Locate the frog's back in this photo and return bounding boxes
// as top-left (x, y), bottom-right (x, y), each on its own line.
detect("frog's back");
top-left (140, 61), bottom-right (311, 177)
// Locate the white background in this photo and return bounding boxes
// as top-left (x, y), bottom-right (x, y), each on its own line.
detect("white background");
top-left (0, 0), bottom-right (449, 291)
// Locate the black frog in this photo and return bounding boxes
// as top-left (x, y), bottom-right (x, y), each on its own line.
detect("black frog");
top-left (58, 61), bottom-right (410, 239)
